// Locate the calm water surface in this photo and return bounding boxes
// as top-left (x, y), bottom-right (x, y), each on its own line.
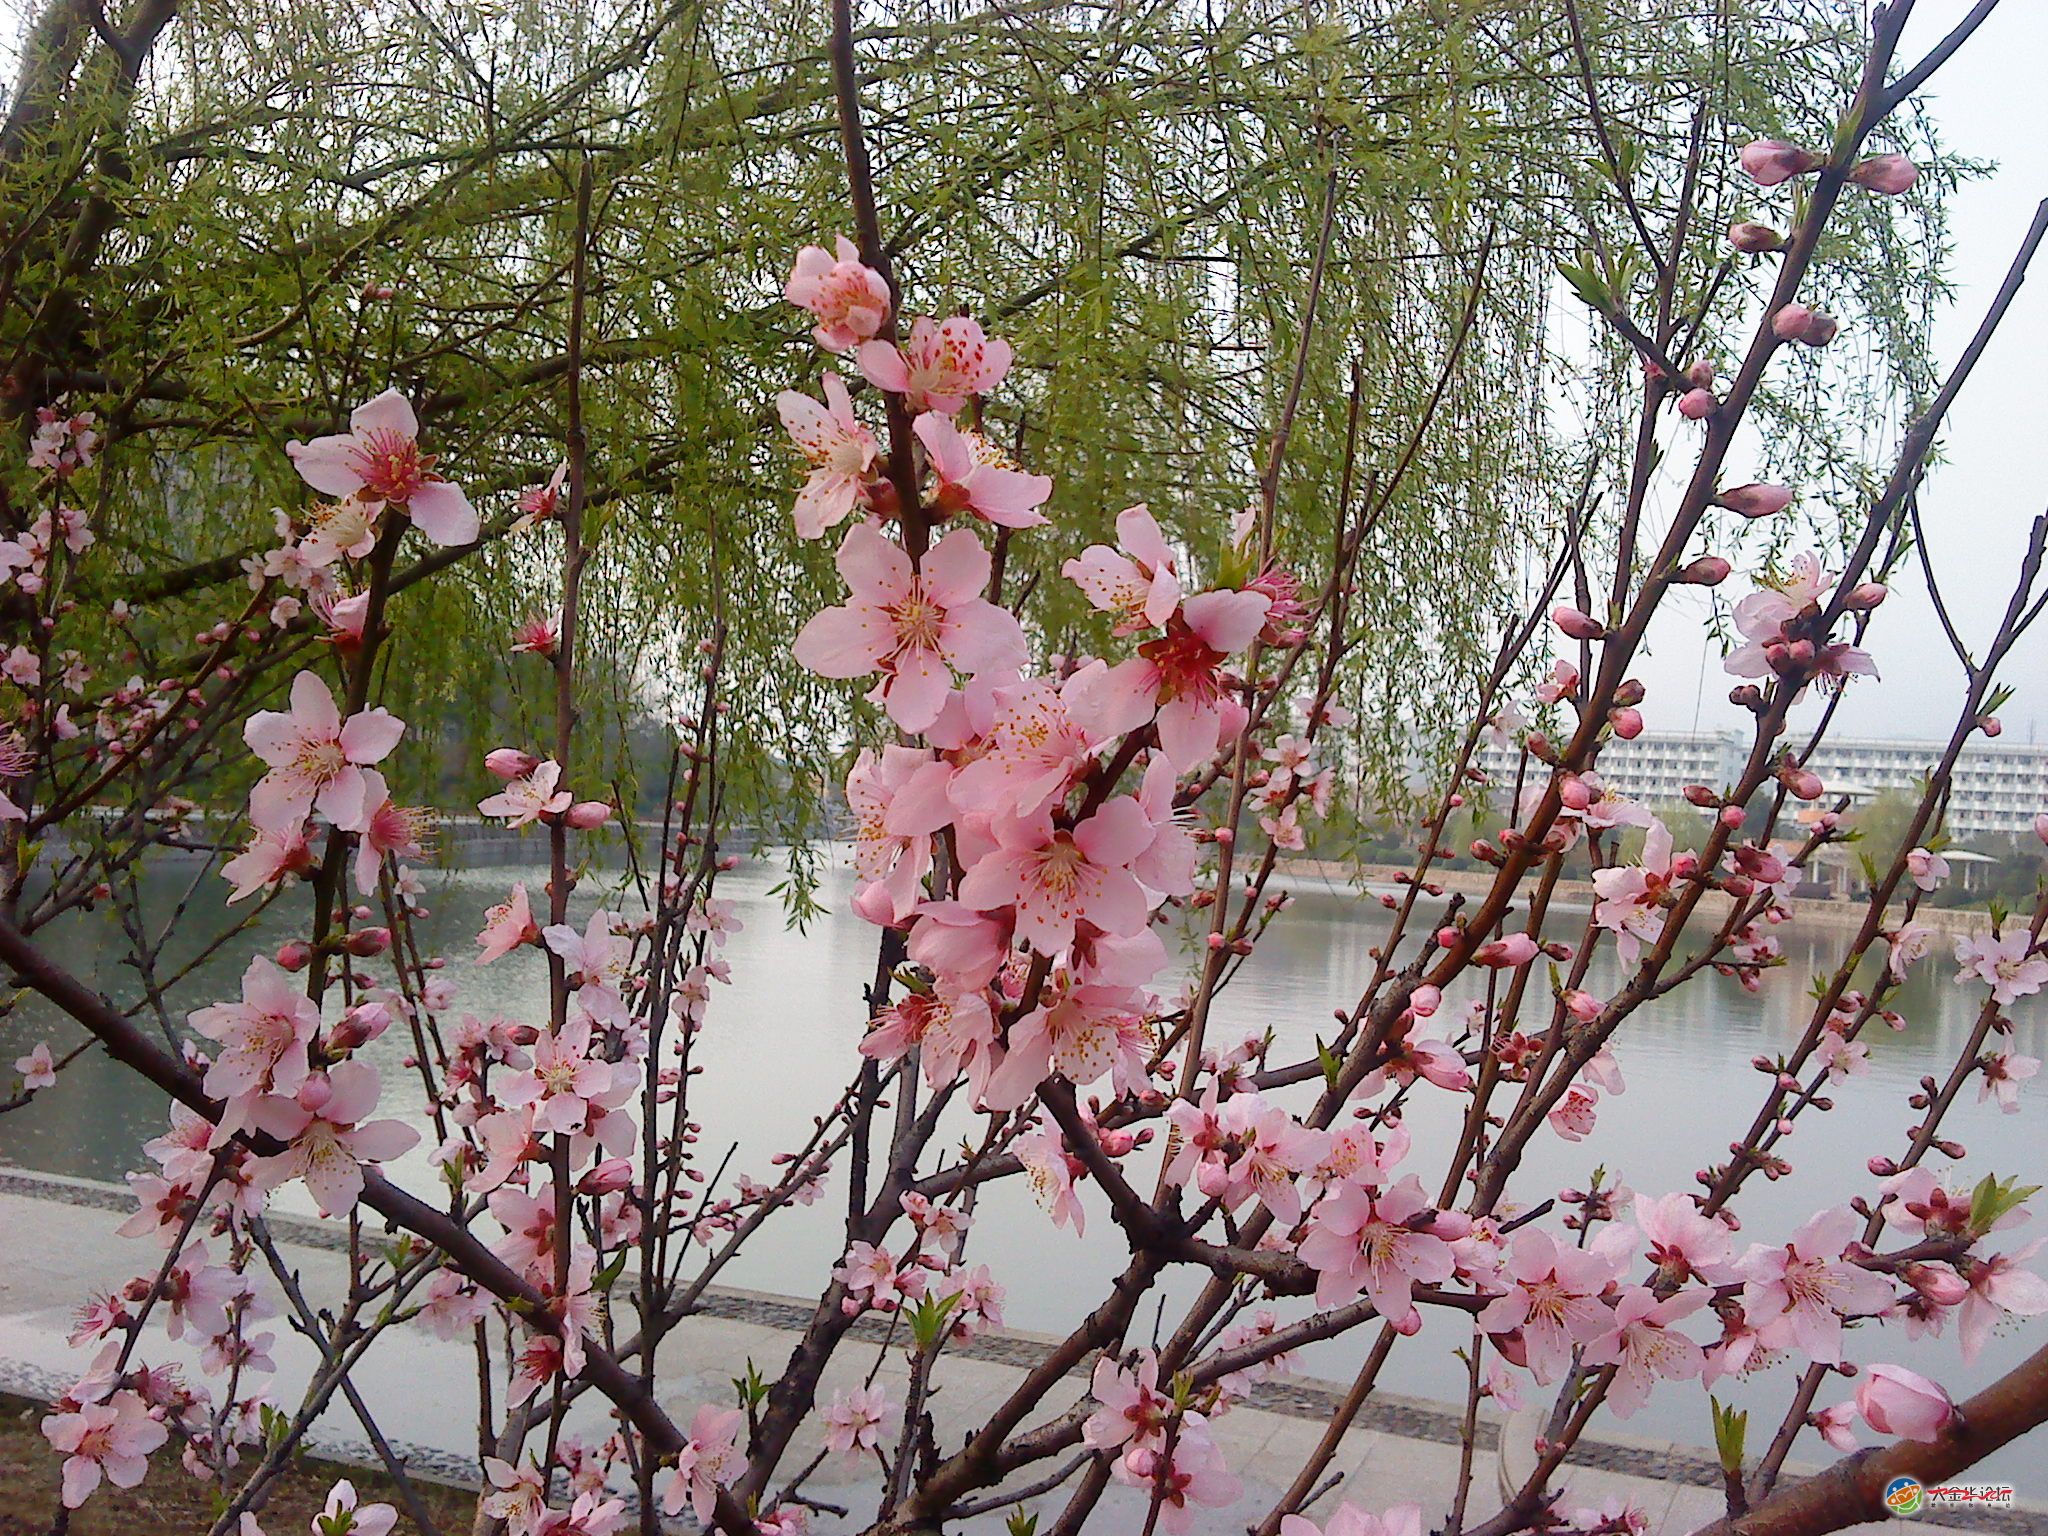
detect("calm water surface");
top-left (3, 854), bottom-right (2042, 1475)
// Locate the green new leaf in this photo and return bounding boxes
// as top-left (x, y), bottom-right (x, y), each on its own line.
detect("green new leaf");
top-left (1711, 1396), bottom-right (1748, 1473)
top-left (1968, 1173), bottom-right (2040, 1237)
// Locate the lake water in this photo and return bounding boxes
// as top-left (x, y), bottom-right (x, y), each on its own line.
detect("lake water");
top-left (2, 853), bottom-right (2041, 1477)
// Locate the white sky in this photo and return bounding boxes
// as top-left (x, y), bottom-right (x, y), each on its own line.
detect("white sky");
top-left (1632, 0), bottom-right (2048, 746)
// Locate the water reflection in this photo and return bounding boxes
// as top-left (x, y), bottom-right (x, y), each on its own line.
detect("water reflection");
top-left (2, 855), bottom-right (2041, 1475)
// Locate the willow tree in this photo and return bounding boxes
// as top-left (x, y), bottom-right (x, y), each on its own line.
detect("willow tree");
top-left (0, 0), bottom-right (1946, 884)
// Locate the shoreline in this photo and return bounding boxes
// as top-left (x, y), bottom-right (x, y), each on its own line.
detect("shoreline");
top-left (1273, 859), bottom-right (1991, 936)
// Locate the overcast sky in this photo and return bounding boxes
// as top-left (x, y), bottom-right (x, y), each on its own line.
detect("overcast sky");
top-left (1631, 0), bottom-right (2048, 747)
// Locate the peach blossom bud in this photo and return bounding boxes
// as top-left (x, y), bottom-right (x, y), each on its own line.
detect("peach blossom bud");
top-left (1447, 793), bottom-right (1465, 809)
top-left (1676, 555), bottom-right (1731, 585)
top-left (578, 1159), bottom-right (635, 1195)
top-left (1205, 932), bottom-right (1227, 950)
top-left (328, 1001), bottom-right (392, 1051)
top-left (485, 747), bottom-right (540, 780)
top-left (1902, 1262), bottom-right (1969, 1307)
top-left (1717, 482), bottom-right (1794, 519)
top-left (1868, 1155), bottom-right (1898, 1177)
top-left (1771, 302), bottom-right (1816, 341)
top-left (1682, 784), bottom-right (1721, 808)
top-left (1728, 220), bottom-right (1785, 254)
top-left (1609, 706), bottom-right (1644, 739)
top-left (345, 926), bottom-right (392, 957)
top-left (1614, 678), bottom-right (1646, 706)
top-left (1854, 1364), bottom-right (1955, 1443)
top-left (275, 940), bottom-right (313, 972)
top-left (1474, 933), bottom-right (1539, 968)
top-left (1739, 139), bottom-right (1820, 187)
top-left (1782, 767), bottom-right (1824, 801)
top-left (1773, 303), bottom-right (1838, 346)
top-left (1979, 715), bottom-right (2002, 738)
top-left (1720, 805), bottom-right (1747, 829)
top-left (297, 1073), bottom-right (334, 1113)
top-left (1410, 984), bottom-right (1442, 1017)
top-left (1550, 604), bottom-right (1605, 641)
top-left (1842, 582), bottom-right (1887, 610)
top-left (1677, 388), bottom-right (1717, 420)
top-left (1558, 774), bottom-right (1593, 811)
top-left (1848, 154), bottom-right (1918, 195)
top-left (1436, 926), bottom-right (1462, 948)
top-left (565, 801), bottom-right (612, 829)
top-left (2035, 812), bottom-right (2048, 847)
top-left (1685, 360), bottom-right (1716, 389)
top-left (718, 854), bottom-right (740, 871)
top-left (1563, 989), bottom-right (1600, 1022)
top-left (849, 882), bottom-right (900, 927)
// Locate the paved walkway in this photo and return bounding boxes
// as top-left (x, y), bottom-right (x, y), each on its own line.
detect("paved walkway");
top-left (0, 1170), bottom-right (2034, 1534)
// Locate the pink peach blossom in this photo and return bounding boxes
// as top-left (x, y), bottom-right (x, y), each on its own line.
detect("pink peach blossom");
top-left (1854, 1363), bottom-right (1954, 1442)
top-left (1063, 504), bottom-right (1183, 633)
top-left (15, 1039), bottom-right (55, 1089)
top-left (793, 524), bottom-right (1026, 731)
top-left (1298, 1175), bottom-right (1459, 1325)
top-left (785, 236), bottom-right (891, 352)
top-left (286, 389), bottom-right (476, 545)
top-left (243, 670), bottom-right (404, 832)
top-left (477, 882), bottom-right (541, 962)
top-left (1582, 1286), bottom-right (1706, 1416)
top-left (1476, 1229), bottom-right (1620, 1383)
top-left (478, 758), bottom-right (572, 826)
top-left (188, 956), bottom-right (320, 1137)
top-left (777, 372), bottom-right (878, 539)
top-left (957, 797), bottom-right (1152, 955)
top-left (42, 1389), bottom-right (166, 1508)
top-left (915, 411), bottom-right (1052, 528)
top-left (250, 1061), bottom-right (419, 1216)
top-left (1737, 1206), bottom-right (1895, 1365)
top-left (847, 745), bottom-right (954, 921)
top-left (821, 1384), bottom-right (894, 1458)
top-left (857, 314), bottom-right (1012, 415)
top-left (1954, 931), bottom-right (2048, 1006)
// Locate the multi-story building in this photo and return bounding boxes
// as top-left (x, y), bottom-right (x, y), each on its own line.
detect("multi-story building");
top-left (1473, 729), bottom-right (2048, 838)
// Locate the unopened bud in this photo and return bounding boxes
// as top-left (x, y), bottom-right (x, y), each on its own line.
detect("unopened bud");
top-left (1781, 767), bottom-right (1825, 801)
top-left (1677, 388), bottom-right (1717, 420)
top-left (1550, 604), bottom-right (1605, 641)
top-left (1717, 482), bottom-right (1794, 519)
top-left (1675, 555), bottom-right (1731, 585)
top-left (565, 801), bottom-right (613, 829)
top-left (275, 940), bottom-right (313, 972)
top-left (578, 1158), bottom-right (635, 1195)
top-left (1609, 706), bottom-right (1644, 739)
top-left (345, 926), bottom-right (392, 957)
top-left (1739, 139), bottom-right (1820, 187)
top-left (1848, 154), bottom-right (1918, 195)
top-left (485, 747), bottom-right (540, 780)
top-left (1728, 220), bottom-right (1785, 254)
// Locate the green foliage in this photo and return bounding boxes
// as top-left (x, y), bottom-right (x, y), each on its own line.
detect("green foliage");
top-left (0, 0), bottom-right (1952, 904)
